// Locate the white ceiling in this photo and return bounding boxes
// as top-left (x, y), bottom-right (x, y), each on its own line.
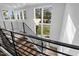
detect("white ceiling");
top-left (0, 3), bottom-right (44, 9)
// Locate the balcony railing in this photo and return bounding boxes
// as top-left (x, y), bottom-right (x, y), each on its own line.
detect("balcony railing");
top-left (0, 27), bottom-right (79, 56)
top-left (0, 20), bottom-right (45, 55)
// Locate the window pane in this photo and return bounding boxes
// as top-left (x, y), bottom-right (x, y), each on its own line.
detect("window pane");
top-left (2, 10), bottom-right (9, 20)
top-left (24, 10), bottom-right (27, 19)
top-left (35, 8), bottom-right (42, 19)
top-left (17, 14), bottom-right (19, 19)
top-left (11, 11), bottom-right (15, 19)
top-left (43, 8), bottom-right (51, 23)
top-left (20, 11), bottom-right (23, 19)
top-left (36, 24), bottom-right (41, 35)
top-left (43, 25), bottom-right (50, 35)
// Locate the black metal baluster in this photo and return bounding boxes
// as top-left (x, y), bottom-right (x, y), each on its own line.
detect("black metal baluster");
top-left (22, 22), bottom-right (26, 40)
top-left (10, 32), bottom-right (17, 56)
top-left (23, 22), bottom-right (26, 34)
top-left (41, 40), bottom-right (43, 55)
top-left (11, 22), bottom-right (14, 31)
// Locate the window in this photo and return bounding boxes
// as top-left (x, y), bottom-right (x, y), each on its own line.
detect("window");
top-left (36, 24), bottom-right (41, 35)
top-left (20, 11), bottom-right (23, 19)
top-left (17, 14), bottom-right (19, 20)
top-left (24, 10), bottom-right (27, 19)
top-left (43, 25), bottom-right (50, 35)
top-left (35, 8), bottom-right (42, 19)
top-left (11, 11), bottom-right (15, 19)
top-left (43, 8), bottom-right (51, 23)
top-left (2, 10), bottom-right (15, 20)
top-left (2, 10), bottom-right (9, 20)
top-left (35, 7), bottom-right (51, 38)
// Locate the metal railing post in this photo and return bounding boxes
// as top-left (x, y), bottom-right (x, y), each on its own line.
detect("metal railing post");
top-left (10, 31), bottom-right (17, 56)
top-left (22, 22), bottom-right (26, 40)
top-left (11, 22), bottom-right (14, 31)
top-left (23, 22), bottom-right (26, 34)
top-left (41, 41), bottom-right (43, 54)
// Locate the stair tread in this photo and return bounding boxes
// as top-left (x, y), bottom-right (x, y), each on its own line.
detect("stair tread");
top-left (15, 37), bottom-right (39, 56)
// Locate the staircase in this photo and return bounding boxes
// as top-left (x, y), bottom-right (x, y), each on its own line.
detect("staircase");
top-left (0, 29), bottom-right (57, 56)
top-left (0, 50), bottom-right (6, 56)
top-left (14, 36), bottom-right (39, 56)
top-left (14, 36), bottom-right (57, 56)
top-left (0, 28), bottom-right (73, 56)
top-left (0, 21), bottom-right (42, 56)
top-left (0, 21), bottom-right (58, 56)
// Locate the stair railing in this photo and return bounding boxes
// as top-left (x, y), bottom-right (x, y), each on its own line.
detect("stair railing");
top-left (22, 22), bottom-right (43, 53)
top-left (1, 28), bottom-right (79, 56)
top-left (1, 20), bottom-right (43, 53)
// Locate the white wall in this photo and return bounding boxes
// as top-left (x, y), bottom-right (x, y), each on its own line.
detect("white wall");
top-left (50, 4), bottom-right (65, 42)
top-left (59, 3), bottom-right (79, 56)
top-left (0, 9), bottom-right (3, 20)
top-left (24, 7), bottom-right (36, 33)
